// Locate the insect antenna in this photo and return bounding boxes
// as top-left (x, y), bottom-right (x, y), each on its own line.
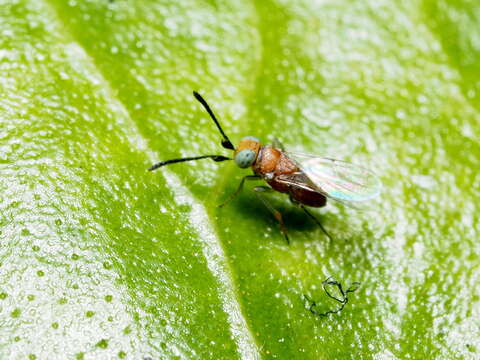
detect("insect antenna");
top-left (193, 91), bottom-right (235, 150)
top-left (148, 155), bottom-right (232, 171)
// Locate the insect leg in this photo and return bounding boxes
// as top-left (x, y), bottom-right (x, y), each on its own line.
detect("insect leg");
top-left (299, 205), bottom-right (333, 242)
top-left (253, 186), bottom-right (290, 244)
top-left (218, 175), bottom-right (261, 208)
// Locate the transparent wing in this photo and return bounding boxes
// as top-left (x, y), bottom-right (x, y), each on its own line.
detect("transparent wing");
top-left (285, 152), bottom-right (382, 207)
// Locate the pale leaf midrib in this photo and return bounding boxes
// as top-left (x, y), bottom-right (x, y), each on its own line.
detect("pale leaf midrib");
top-left (39, 0), bottom-right (262, 358)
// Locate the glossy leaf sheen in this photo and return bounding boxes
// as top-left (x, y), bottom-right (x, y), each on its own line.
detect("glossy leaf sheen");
top-left (0, 0), bottom-right (479, 359)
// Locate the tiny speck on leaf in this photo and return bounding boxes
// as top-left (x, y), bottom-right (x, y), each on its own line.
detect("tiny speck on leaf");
top-left (95, 339), bottom-right (109, 349)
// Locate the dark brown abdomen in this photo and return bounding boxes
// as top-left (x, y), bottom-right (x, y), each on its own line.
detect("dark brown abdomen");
top-left (282, 173), bottom-right (327, 207)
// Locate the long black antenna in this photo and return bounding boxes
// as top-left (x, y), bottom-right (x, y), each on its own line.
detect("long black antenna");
top-left (193, 91), bottom-right (235, 150)
top-left (148, 155), bottom-right (231, 171)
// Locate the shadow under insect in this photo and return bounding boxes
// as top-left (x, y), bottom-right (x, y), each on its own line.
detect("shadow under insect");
top-left (231, 191), bottom-right (328, 239)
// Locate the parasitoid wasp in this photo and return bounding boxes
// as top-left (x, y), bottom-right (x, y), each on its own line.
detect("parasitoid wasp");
top-left (149, 91), bottom-right (382, 244)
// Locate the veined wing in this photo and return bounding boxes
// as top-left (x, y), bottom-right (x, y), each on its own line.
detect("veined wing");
top-left (285, 153), bottom-right (382, 207)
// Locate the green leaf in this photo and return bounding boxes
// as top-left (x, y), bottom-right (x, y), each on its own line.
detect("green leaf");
top-left (1, 0), bottom-right (479, 359)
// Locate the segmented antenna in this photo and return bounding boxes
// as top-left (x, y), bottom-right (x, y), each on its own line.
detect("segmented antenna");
top-left (148, 155), bottom-right (231, 171)
top-left (193, 91), bottom-right (235, 150)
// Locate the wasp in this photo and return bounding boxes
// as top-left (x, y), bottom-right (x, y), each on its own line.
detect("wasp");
top-left (149, 92), bottom-right (382, 243)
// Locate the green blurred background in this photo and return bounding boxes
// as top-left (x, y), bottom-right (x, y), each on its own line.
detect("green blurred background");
top-left (0, 0), bottom-right (479, 359)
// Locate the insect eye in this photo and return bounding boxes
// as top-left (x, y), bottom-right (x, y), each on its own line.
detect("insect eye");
top-left (234, 149), bottom-right (256, 168)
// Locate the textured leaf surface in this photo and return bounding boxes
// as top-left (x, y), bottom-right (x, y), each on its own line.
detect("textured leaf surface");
top-left (0, 0), bottom-right (479, 359)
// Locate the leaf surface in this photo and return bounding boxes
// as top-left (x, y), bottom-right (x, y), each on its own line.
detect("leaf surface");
top-left (0, 0), bottom-right (479, 359)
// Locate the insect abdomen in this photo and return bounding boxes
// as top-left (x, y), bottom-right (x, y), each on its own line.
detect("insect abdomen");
top-left (290, 185), bottom-right (327, 207)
